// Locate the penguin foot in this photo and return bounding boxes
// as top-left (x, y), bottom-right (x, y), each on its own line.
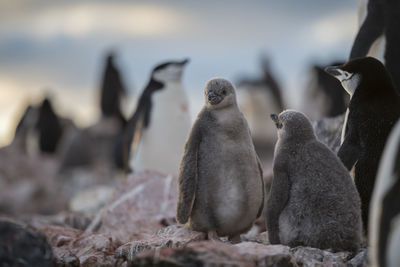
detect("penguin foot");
top-left (228, 234), bottom-right (241, 244)
top-left (207, 230), bottom-right (221, 242)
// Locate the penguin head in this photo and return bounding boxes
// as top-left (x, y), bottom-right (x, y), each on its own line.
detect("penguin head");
top-left (204, 78), bottom-right (237, 109)
top-left (270, 110), bottom-right (315, 141)
top-left (325, 57), bottom-right (391, 97)
top-left (152, 58), bottom-right (189, 83)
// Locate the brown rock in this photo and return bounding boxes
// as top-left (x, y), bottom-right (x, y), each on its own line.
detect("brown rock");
top-left (235, 242), bottom-right (297, 266)
top-left (88, 171), bottom-right (178, 243)
top-left (39, 225), bottom-right (117, 266)
top-left (128, 241), bottom-right (297, 267)
top-left (291, 246), bottom-right (351, 267)
top-left (116, 225), bottom-right (206, 261)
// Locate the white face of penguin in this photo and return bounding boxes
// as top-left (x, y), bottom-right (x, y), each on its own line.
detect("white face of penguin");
top-left (153, 64), bottom-right (185, 83)
top-left (325, 66), bottom-right (361, 97)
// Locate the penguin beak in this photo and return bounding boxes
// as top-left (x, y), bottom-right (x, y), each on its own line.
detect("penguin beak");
top-left (270, 114), bottom-right (283, 129)
top-left (207, 91), bottom-right (222, 105)
top-left (324, 66), bottom-right (342, 77)
top-left (324, 66), bottom-right (352, 83)
top-left (180, 58), bottom-right (190, 66)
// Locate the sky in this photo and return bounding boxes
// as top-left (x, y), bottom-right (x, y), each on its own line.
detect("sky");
top-left (0, 0), bottom-right (360, 146)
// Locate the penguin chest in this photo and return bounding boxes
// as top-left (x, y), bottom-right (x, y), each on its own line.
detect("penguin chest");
top-left (197, 125), bottom-right (263, 233)
top-left (132, 84), bottom-right (191, 175)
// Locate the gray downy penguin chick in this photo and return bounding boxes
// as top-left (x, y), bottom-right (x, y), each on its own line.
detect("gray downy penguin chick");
top-left (370, 118), bottom-right (400, 267)
top-left (176, 78), bottom-right (264, 242)
top-left (266, 110), bottom-right (362, 251)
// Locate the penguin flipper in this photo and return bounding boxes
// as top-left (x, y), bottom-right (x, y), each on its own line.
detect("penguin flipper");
top-left (256, 156), bottom-right (265, 218)
top-left (122, 105), bottom-right (148, 171)
top-left (338, 125), bottom-right (361, 170)
top-left (350, 0), bottom-right (384, 59)
top-left (176, 120), bottom-right (202, 224)
top-left (266, 167), bottom-right (290, 244)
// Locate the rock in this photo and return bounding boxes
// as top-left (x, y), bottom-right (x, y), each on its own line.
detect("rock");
top-left (23, 212), bottom-right (93, 231)
top-left (128, 241), bottom-right (297, 267)
top-left (347, 249), bottom-right (369, 267)
top-left (0, 219), bottom-right (54, 267)
top-left (87, 171), bottom-right (178, 243)
top-left (291, 246), bottom-right (351, 267)
top-left (235, 242), bottom-right (297, 266)
top-left (39, 225), bottom-right (117, 266)
top-left (313, 114), bottom-right (344, 153)
top-left (69, 185), bottom-right (114, 216)
top-left (116, 225), bottom-right (206, 261)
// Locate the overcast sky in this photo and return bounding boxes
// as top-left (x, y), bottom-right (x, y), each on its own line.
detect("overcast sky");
top-left (0, 0), bottom-right (360, 145)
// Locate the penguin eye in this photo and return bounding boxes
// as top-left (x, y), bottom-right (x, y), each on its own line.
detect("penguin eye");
top-left (222, 89), bottom-right (227, 95)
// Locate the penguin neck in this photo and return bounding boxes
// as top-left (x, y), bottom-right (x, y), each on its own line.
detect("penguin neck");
top-left (278, 127), bottom-right (315, 145)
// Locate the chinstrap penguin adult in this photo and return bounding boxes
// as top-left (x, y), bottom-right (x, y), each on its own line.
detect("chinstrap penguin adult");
top-left (176, 78), bottom-right (264, 242)
top-left (301, 62), bottom-right (349, 120)
top-left (267, 110), bottom-right (362, 251)
top-left (369, 118), bottom-right (400, 267)
top-left (122, 59), bottom-right (191, 175)
top-left (325, 57), bottom-right (400, 234)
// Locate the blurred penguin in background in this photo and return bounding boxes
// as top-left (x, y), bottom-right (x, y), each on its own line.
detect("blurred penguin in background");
top-left (10, 105), bottom-right (38, 153)
top-left (59, 52), bottom-right (128, 171)
top-left (122, 59), bottom-right (191, 175)
top-left (300, 61), bottom-right (349, 121)
top-left (100, 52), bottom-right (127, 125)
top-left (36, 98), bottom-right (63, 154)
top-left (351, 0), bottom-right (400, 93)
top-left (236, 56), bottom-right (284, 159)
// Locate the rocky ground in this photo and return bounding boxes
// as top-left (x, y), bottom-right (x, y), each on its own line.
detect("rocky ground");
top-left (0, 114), bottom-right (369, 267)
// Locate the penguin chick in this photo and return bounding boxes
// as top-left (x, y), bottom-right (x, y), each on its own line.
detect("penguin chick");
top-left (267, 110), bottom-right (362, 251)
top-left (325, 57), bottom-right (400, 233)
top-left (176, 78), bottom-right (264, 242)
top-left (370, 118), bottom-right (400, 267)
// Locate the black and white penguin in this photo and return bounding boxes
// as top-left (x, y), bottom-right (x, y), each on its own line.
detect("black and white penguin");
top-left (325, 56), bottom-right (400, 234)
top-left (370, 118), bottom-right (400, 267)
top-left (351, 0), bottom-right (400, 93)
top-left (301, 62), bottom-right (349, 120)
top-left (122, 59), bottom-right (191, 175)
top-left (236, 58), bottom-right (284, 156)
top-left (36, 98), bottom-right (63, 154)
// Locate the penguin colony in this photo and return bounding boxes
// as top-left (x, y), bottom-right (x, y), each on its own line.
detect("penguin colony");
top-left (6, 3), bottom-right (400, 261)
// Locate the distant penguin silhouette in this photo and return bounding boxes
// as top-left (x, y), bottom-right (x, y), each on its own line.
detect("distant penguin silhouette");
top-left (351, 0), bottom-right (400, 93)
top-left (11, 105), bottom-right (38, 153)
top-left (301, 62), bottom-right (349, 120)
top-left (100, 52), bottom-right (127, 122)
top-left (370, 118), bottom-right (400, 267)
top-left (123, 59), bottom-right (191, 175)
top-left (36, 98), bottom-right (63, 154)
top-left (236, 57), bottom-right (284, 155)
top-left (325, 57), bottom-right (400, 234)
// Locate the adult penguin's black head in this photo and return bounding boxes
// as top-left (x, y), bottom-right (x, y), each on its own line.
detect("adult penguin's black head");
top-left (151, 58), bottom-right (189, 84)
top-left (325, 57), bottom-right (395, 97)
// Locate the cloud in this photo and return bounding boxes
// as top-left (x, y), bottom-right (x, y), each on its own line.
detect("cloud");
top-left (310, 10), bottom-right (358, 47)
top-left (0, 2), bottom-right (182, 39)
